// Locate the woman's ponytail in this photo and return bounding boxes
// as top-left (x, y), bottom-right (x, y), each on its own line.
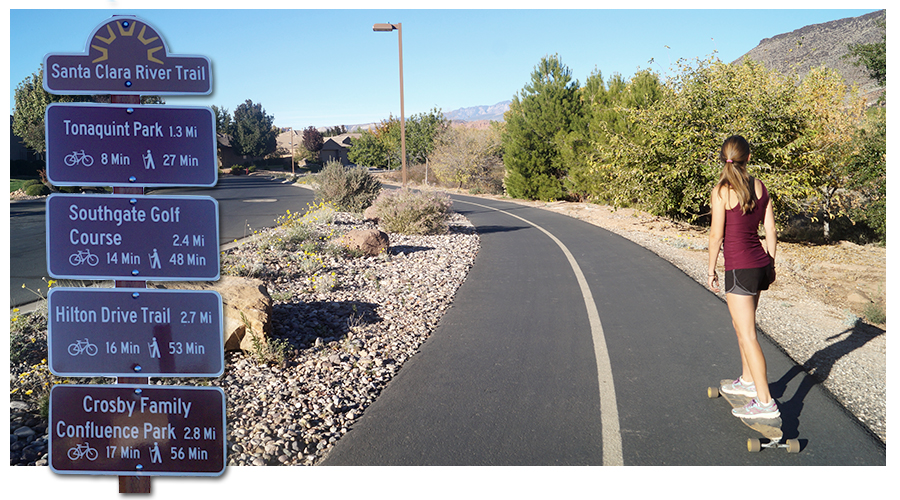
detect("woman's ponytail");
top-left (717, 135), bottom-right (755, 214)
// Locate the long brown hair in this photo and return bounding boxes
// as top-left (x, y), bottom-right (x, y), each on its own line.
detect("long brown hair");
top-left (716, 135), bottom-right (755, 214)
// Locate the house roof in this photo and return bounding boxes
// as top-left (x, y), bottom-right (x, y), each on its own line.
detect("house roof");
top-left (321, 133), bottom-right (360, 150)
top-left (275, 129), bottom-right (301, 151)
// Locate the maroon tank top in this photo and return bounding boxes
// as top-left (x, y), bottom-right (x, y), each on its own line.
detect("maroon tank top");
top-left (723, 180), bottom-right (771, 271)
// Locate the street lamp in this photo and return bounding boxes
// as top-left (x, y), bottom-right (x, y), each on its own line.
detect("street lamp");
top-left (289, 126), bottom-right (294, 175)
top-left (373, 22), bottom-right (407, 186)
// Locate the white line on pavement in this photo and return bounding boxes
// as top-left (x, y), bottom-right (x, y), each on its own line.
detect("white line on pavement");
top-left (455, 199), bottom-right (623, 466)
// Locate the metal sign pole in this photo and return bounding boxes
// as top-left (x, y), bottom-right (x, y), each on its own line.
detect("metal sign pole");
top-left (111, 94), bottom-right (151, 495)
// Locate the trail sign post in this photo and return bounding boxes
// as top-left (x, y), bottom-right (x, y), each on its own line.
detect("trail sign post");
top-left (42, 14), bottom-right (223, 492)
top-left (45, 103), bottom-right (217, 187)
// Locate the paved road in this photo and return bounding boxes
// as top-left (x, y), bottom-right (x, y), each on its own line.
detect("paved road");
top-left (8, 175), bottom-right (316, 308)
top-left (320, 193), bottom-right (885, 466)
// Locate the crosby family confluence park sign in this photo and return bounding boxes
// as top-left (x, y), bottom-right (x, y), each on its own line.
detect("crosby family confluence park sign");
top-left (43, 16), bottom-right (211, 95)
top-left (49, 385), bottom-right (226, 476)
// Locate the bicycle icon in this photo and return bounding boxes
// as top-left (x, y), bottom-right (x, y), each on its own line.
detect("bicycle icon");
top-left (64, 150), bottom-right (94, 167)
top-left (69, 249), bottom-right (100, 267)
top-left (67, 442), bottom-right (99, 461)
top-left (68, 338), bottom-right (98, 357)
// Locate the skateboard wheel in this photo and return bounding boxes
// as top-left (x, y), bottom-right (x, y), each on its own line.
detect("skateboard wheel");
top-left (747, 438), bottom-right (762, 452)
top-left (707, 387), bottom-right (720, 399)
top-left (786, 439), bottom-right (800, 454)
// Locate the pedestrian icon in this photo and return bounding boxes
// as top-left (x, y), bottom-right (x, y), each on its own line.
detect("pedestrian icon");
top-left (149, 248), bottom-right (162, 269)
top-left (148, 337), bottom-right (161, 359)
top-left (150, 442), bottom-right (162, 464)
top-left (143, 150), bottom-right (156, 170)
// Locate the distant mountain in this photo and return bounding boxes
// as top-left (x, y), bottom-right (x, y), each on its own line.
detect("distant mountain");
top-left (734, 9), bottom-right (885, 103)
top-left (444, 100), bottom-right (511, 123)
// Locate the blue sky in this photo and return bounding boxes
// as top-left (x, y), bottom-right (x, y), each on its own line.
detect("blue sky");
top-left (7, 2), bottom-right (880, 131)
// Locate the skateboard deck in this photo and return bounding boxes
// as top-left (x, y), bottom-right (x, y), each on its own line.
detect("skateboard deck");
top-left (708, 379), bottom-right (800, 453)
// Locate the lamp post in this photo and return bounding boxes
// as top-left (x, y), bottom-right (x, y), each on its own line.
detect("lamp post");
top-left (373, 22), bottom-right (406, 187)
top-left (289, 126), bottom-right (294, 175)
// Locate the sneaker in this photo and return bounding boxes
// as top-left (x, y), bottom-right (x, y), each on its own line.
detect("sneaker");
top-left (732, 398), bottom-right (780, 419)
top-left (721, 377), bottom-right (757, 397)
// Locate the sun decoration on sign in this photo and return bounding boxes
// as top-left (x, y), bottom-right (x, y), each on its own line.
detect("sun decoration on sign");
top-left (90, 19), bottom-right (165, 64)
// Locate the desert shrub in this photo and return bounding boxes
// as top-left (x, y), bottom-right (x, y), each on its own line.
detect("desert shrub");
top-left (314, 160), bottom-right (381, 213)
top-left (24, 183), bottom-right (50, 196)
top-left (369, 188), bottom-right (452, 235)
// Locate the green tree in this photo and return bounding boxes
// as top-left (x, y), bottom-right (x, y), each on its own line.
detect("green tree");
top-left (844, 15), bottom-right (886, 89)
top-left (404, 107), bottom-right (450, 165)
top-left (348, 129), bottom-right (389, 168)
top-left (210, 105), bottom-right (233, 168)
top-left (210, 105), bottom-right (234, 136)
top-left (844, 107), bottom-right (886, 241)
top-left (324, 125), bottom-right (347, 137)
top-left (841, 14), bottom-right (886, 241)
top-left (502, 54), bottom-right (583, 200)
top-left (374, 116), bottom-right (403, 169)
top-left (563, 69), bottom-right (661, 200)
top-left (590, 57), bottom-right (804, 220)
top-left (231, 100), bottom-right (277, 158)
top-left (585, 56), bottom-right (865, 231)
top-left (788, 66), bottom-right (866, 240)
top-left (345, 109), bottom-right (448, 170)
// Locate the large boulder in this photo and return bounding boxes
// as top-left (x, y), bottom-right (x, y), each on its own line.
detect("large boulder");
top-left (150, 276), bottom-right (272, 352)
top-left (339, 229), bottom-right (389, 257)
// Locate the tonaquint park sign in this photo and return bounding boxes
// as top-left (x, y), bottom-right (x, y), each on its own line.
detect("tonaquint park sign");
top-left (43, 16), bottom-right (211, 95)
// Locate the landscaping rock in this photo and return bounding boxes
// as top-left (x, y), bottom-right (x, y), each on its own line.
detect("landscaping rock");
top-left (339, 229), bottom-right (389, 257)
top-left (150, 276), bottom-right (272, 351)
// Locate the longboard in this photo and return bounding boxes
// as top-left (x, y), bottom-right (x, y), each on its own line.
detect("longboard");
top-left (708, 379), bottom-right (800, 453)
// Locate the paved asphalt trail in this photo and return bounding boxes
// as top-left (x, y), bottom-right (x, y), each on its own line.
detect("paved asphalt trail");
top-left (320, 193), bottom-right (885, 466)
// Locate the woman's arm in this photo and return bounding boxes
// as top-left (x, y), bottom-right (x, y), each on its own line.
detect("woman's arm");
top-left (763, 195), bottom-right (777, 261)
top-left (708, 185), bottom-right (726, 291)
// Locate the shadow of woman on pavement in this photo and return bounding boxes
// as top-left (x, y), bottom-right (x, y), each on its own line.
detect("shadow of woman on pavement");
top-left (768, 321), bottom-right (884, 441)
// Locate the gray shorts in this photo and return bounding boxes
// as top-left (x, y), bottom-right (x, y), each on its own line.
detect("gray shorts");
top-left (725, 267), bottom-right (770, 296)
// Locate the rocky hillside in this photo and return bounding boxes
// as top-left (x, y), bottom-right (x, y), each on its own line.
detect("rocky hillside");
top-left (734, 9), bottom-right (885, 103)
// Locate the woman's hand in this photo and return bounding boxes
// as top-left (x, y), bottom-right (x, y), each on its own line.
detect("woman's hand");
top-left (708, 272), bottom-right (720, 293)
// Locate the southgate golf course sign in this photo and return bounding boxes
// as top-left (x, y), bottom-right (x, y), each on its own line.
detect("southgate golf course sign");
top-left (42, 14), bottom-right (226, 483)
top-left (46, 193), bottom-right (220, 281)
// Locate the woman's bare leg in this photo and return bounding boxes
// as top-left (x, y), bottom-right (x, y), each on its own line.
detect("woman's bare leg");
top-left (727, 293), bottom-right (771, 403)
